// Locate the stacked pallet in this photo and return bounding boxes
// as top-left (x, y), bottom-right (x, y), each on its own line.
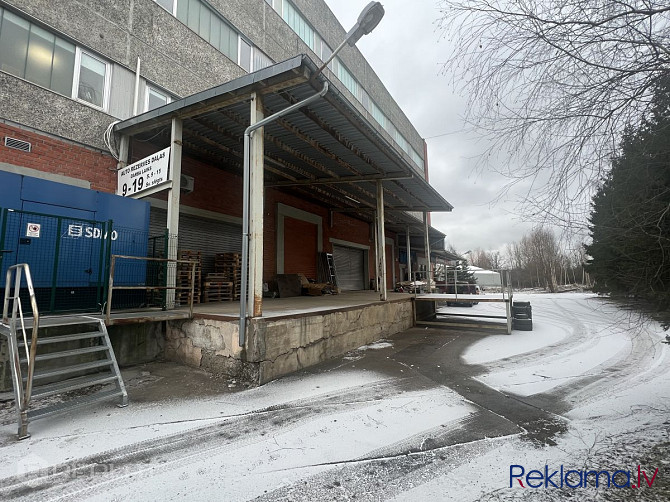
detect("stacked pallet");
top-left (176, 249), bottom-right (202, 304)
top-left (214, 252), bottom-right (242, 300)
top-left (203, 273), bottom-right (234, 302)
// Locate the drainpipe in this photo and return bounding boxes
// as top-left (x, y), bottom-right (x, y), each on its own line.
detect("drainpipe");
top-left (239, 82), bottom-right (330, 346)
top-left (132, 57), bottom-right (141, 116)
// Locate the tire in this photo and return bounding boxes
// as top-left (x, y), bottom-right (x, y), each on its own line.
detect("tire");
top-left (512, 302), bottom-right (532, 319)
top-left (513, 318), bottom-right (533, 331)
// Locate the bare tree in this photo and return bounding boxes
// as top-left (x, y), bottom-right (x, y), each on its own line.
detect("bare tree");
top-left (437, 0), bottom-right (670, 226)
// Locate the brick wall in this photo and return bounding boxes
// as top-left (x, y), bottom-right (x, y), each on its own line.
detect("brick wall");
top-left (1, 129), bottom-right (399, 285)
top-left (0, 123), bottom-right (116, 191)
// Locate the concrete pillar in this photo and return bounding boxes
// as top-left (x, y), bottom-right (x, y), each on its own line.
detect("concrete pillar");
top-left (376, 180), bottom-right (387, 301)
top-left (423, 212), bottom-right (431, 292)
top-left (248, 93), bottom-right (264, 317)
top-left (166, 118), bottom-right (183, 308)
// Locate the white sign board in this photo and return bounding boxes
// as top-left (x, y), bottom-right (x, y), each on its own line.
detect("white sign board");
top-left (117, 146), bottom-right (170, 197)
top-left (26, 223), bottom-right (41, 238)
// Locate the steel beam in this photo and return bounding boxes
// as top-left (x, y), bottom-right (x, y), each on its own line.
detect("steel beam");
top-left (266, 173), bottom-right (412, 187)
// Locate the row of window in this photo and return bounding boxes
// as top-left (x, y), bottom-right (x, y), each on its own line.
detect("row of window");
top-left (0, 0), bottom-right (423, 169)
top-left (266, 0), bottom-right (424, 170)
top-left (0, 6), bottom-right (174, 115)
top-left (0, 8), bottom-right (110, 110)
top-left (155, 0), bottom-right (272, 73)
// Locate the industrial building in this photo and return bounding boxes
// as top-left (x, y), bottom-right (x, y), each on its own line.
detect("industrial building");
top-left (0, 0), bottom-right (455, 431)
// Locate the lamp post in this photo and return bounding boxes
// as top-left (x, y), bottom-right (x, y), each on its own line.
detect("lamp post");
top-left (239, 2), bottom-right (386, 346)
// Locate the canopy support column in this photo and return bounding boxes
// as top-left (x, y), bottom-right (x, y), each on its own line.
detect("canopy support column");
top-left (423, 212), bottom-right (431, 293)
top-left (248, 93), bottom-right (264, 318)
top-left (166, 117), bottom-right (182, 308)
top-left (406, 225), bottom-right (412, 286)
top-left (376, 180), bottom-right (387, 301)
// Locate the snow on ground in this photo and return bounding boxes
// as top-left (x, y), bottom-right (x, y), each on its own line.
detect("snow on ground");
top-left (460, 293), bottom-right (662, 396)
top-left (0, 369), bottom-right (392, 479)
top-left (460, 293), bottom-right (598, 364)
top-left (394, 293), bottom-right (670, 501)
top-left (1, 292), bottom-right (669, 501)
top-left (356, 340), bottom-right (394, 350)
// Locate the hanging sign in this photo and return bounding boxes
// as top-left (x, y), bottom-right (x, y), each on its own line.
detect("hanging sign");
top-left (117, 146), bottom-right (171, 197)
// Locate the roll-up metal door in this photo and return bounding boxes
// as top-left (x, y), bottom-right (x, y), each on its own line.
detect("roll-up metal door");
top-left (149, 208), bottom-right (241, 276)
top-left (333, 245), bottom-right (365, 291)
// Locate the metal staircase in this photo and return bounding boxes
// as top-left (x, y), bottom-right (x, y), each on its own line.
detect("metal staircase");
top-left (1, 264), bottom-right (127, 439)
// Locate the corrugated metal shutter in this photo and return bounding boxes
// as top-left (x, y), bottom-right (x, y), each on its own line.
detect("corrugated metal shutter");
top-left (283, 217), bottom-right (318, 279)
top-left (333, 245), bottom-right (365, 291)
top-left (150, 208), bottom-right (241, 276)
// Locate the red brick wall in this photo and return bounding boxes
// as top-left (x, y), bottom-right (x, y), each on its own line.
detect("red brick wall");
top-left (1, 128), bottom-right (398, 285)
top-left (263, 188), bottom-right (397, 284)
top-left (0, 123), bottom-right (116, 192)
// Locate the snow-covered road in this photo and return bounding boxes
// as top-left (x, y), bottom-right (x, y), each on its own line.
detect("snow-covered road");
top-left (1, 293), bottom-right (668, 501)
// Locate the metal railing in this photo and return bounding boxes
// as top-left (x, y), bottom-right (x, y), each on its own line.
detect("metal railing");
top-left (105, 255), bottom-right (197, 324)
top-left (2, 263), bottom-right (40, 439)
top-left (407, 268), bottom-right (514, 301)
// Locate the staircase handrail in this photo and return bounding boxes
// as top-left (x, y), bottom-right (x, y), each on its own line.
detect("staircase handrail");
top-left (3, 263), bottom-right (40, 433)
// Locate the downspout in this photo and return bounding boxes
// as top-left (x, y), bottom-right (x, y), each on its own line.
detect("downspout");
top-left (239, 81), bottom-right (330, 346)
top-left (132, 57), bottom-right (141, 116)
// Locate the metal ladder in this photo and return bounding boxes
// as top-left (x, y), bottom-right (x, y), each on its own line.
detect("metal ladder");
top-left (1, 264), bottom-right (128, 439)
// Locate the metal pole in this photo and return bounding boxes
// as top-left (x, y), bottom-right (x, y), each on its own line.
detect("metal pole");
top-left (106, 255), bottom-right (116, 325)
top-left (423, 212), bottom-right (431, 293)
top-left (132, 57), bottom-right (141, 116)
top-left (239, 82), bottom-right (330, 346)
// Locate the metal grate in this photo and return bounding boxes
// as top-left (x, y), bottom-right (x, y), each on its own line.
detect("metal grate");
top-left (4, 136), bottom-right (32, 152)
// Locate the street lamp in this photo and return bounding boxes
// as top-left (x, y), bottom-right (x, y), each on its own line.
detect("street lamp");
top-left (239, 1), bottom-right (386, 345)
top-left (315, 2), bottom-right (386, 77)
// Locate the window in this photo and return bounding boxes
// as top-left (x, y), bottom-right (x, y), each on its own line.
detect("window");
top-left (75, 51), bottom-right (108, 108)
top-left (154, 0), bottom-right (176, 14)
top-left (239, 38), bottom-right (252, 72)
top-left (0, 9), bottom-right (109, 110)
top-left (411, 149), bottom-right (423, 168)
top-left (253, 48), bottom-right (273, 71)
top-left (370, 101), bottom-right (386, 129)
top-left (283, 1), bottom-right (314, 51)
top-left (145, 86), bottom-right (171, 111)
top-left (175, 0), bottom-right (239, 64)
top-left (0, 10), bottom-right (29, 77)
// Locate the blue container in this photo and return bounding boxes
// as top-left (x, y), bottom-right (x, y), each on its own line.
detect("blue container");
top-left (0, 171), bottom-right (150, 311)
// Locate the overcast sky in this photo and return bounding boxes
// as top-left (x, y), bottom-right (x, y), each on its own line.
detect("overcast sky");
top-left (323, 0), bottom-right (540, 255)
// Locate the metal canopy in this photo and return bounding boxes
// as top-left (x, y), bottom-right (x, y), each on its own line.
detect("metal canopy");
top-left (114, 55), bottom-right (453, 226)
